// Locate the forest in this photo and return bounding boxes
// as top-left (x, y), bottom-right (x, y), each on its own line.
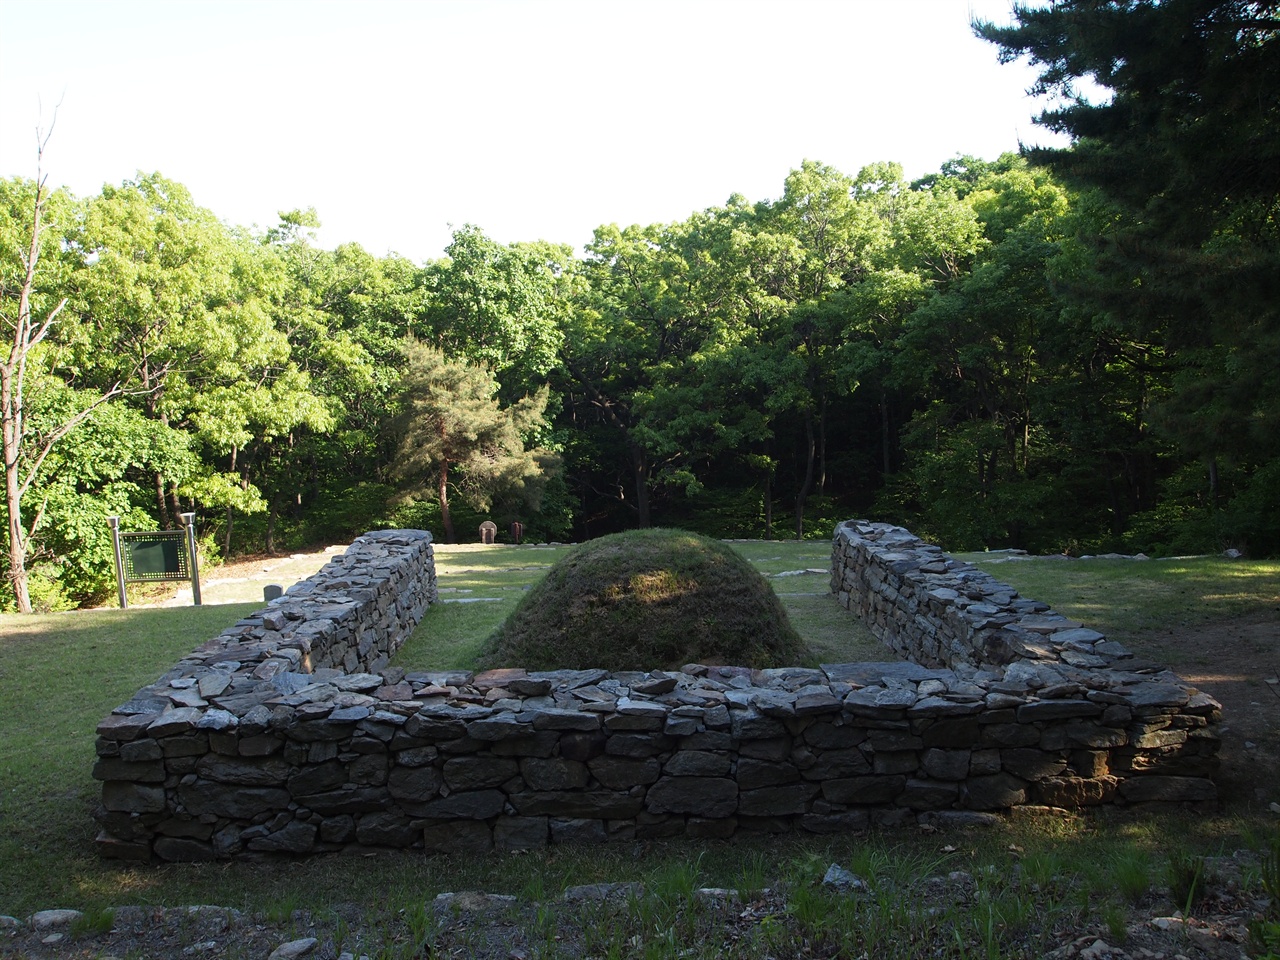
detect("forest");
top-left (1, 0), bottom-right (1277, 612)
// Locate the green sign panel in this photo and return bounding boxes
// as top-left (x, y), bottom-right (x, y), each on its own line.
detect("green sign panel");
top-left (121, 532), bottom-right (189, 582)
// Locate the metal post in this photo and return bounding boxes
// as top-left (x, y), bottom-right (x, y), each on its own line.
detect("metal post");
top-left (181, 512), bottom-right (202, 606)
top-left (108, 516), bottom-right (128, 609)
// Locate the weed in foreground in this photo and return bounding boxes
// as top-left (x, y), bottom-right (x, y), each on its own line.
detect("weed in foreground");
top-left (1166, 850), bottom-right (1209, 915)
top-left (1109, 848), bottom-right (1153, 902)
top-left (1103, 902), bottom-right (1130, 944)
top-left (69, 906), bottom-right (114, 937)
top-left (1253, 919), bottom-right (1280, 960)
top-left (733, 850), bottom-right (770, 901)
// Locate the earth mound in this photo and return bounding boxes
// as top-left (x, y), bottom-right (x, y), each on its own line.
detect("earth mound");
top-left (479, 528), bottom-right (805, 671)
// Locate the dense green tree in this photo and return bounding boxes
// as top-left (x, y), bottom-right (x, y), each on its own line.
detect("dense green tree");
top-left (734, 162), bottom-right (884, 537)
top-left (236, 222), bottom-right (399, 553)
top-left (422, 226), bottom-right (573, 398)
top-left (392, 341), bottom-right (553, 543)
top-left (0, 155), bottom-right (147, 611)
top-left (885, 162), bottom-right (1079, 549)
top-left (565, 211), bottom-right (750, 529)
top-left (978, 0), bottom-right (1280, 551)
top-left (71, 176), bottom-right (334, 552)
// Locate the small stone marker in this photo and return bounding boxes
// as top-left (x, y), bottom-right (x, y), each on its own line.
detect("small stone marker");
top-left (263, 584), bottom-right (284, 602)
top-left (510, 520), bottom-right (524, 544)
top-left (479, 521), bottom-right (497, 544)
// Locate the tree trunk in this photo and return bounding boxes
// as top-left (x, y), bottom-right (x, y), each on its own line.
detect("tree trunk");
top-left (150, 400), bottom-right (173, 528)
top-left (266, 502), bottom-right (277, 555)
top-left (764, 471), bottom-right (773, 541)
top-left (794, 412), bottom-right (816, 539)
top-left (166, 484), bottom-right (182, 530)
top-left (880, 387), bottom-right (892, 476)
top-left (439, 460), bottom-right (456, 543)
top-left (154, 471), bottom-right (171, 530)
top-left (817, 398), bottom-right (828, 497)
top-left (630, 442), bottom-right (651, 528)
top-left (2, 131), bottom-right (116, 612)
top-left (223, 507), bottom-right (233, 558)
top-left (4, 437), bottom-right (30, 613)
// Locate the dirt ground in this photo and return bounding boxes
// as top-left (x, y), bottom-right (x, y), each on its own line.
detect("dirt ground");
top-left (1129, 613), bottom-right (1280, 811)
top-left (154, 546), bottom-right (345, 607)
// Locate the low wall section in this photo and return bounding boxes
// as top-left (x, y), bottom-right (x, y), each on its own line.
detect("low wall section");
top-left (94, 523), bottom-right (1219, 862)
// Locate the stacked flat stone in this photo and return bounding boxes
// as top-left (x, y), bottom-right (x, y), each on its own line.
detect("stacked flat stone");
top-left (94, 529), bottom-right (437, 859)
top-left (93, 522), bottom-right (1220, 863)
top-left (829, 521), bottom-right (1219, 790)
top-left (832, 520), bottom-right (1172, 671)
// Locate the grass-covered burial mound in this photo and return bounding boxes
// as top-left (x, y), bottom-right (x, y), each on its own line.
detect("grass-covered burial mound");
top-left (480, 528), bottom-right (805, 671)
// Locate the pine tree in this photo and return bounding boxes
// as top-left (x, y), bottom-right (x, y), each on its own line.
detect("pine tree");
top-left (392, 342), bottom-right (551, 544)
top-left (978, 0), bottom-right (1280, 550)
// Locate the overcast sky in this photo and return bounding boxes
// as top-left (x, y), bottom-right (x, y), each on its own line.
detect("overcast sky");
top-left (0, 0), bottom-right (1058, 263)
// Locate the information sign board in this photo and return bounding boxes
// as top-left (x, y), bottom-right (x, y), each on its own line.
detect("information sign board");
top-left (121, 532), bottom-right (189, 581)
top-left (108, 514), bottom-right (202, 608)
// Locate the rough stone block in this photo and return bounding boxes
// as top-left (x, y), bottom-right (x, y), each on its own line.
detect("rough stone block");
top-left (1117, 775), bottom-right (1216, 803)
top-left (663, 751), bottom-right (731, 777)
top-left (963, 773), bottom-right (1027, 810)
top-left (897, 778), bottom-right (958, 810)
top-left (550, 818), bottom-right (608, 844)
top-left (1000, 748), bottom-right (1068, 781)
top-left (494, 816), bottom-right (548, 850)
top-left (921, 748), bottom-right (971, 781)
top-left (423, 820), bottom-right (492, 854)
top-left (802, 721), bottom-right (867, 750)
top-left (739, 757), bottom-right (803, 788)
top-left (738, 783), bottom-right (817, 816)
top-left (521, 758), bottom-right (589, 791)
top-left (645, 777), bottom-right (737, 817)
top-left (1033, 776), bottom-right (1118, 807)
top-left (509, 790), bottom-right (643, 819)
top-left (355, 812), bottom-right (418, 847)
top-left (800, 748), bottom-right (871, 780)
top-left (443, 757), bottom-right (519, 791)
top-left (589, 756), bottom-right (662, 790)
top-left (821, 775), bottom-right (905, 805)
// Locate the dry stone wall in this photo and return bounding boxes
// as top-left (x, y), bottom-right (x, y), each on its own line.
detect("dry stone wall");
top-left (94, 522), bottom-right (1220, 863)
top-left (829, 520), bottom-right (1219, 804)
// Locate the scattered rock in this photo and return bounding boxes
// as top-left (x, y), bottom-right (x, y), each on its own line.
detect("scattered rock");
top-left (822, 863), bottom-right (869, 893)
top-left (268, 937), bottom-right (318, 960)
top-left (29, 909), bottom-right (83, 929)
top-left (562, 882), bottom-right (644, 902)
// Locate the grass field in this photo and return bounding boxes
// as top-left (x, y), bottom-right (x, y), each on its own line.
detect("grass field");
top-left (1, 540), bottom-right (1278, 958)
top-left (958, 552), bottom-right (1280, 638)
top-left (395, 540), bottom-right (883, 671)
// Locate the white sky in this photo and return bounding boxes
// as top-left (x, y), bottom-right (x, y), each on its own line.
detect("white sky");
top-left (0, 0), bottom-right (1057, 263)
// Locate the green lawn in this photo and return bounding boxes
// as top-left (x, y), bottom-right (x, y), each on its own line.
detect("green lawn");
top-left (958, 552), bottom-right (1280, 640)
top-left (0, 540), bottom-right (1277, 958)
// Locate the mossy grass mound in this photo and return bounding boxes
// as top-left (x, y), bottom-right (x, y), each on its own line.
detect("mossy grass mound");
top-left (479, 528), bottom-right (806, 671)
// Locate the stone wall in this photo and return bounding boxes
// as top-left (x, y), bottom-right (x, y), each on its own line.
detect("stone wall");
top-left (94, 522), bottom-right (1219, 863)
top-left (93, 529), bottom-right (437, 860)
top-left (829, 520), bottom-right (1219, 801)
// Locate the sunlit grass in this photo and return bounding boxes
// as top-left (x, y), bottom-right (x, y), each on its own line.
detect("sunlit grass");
top-left (957, 554), bottom-right (1280, 640)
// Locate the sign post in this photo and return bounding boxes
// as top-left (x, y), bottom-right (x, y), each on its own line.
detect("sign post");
top-left (108, 516), bottom-right (128, 609)
top-left (108, 515), bottom-right (203, 609)
top-left (181, 513), bottom-right (202, 606)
